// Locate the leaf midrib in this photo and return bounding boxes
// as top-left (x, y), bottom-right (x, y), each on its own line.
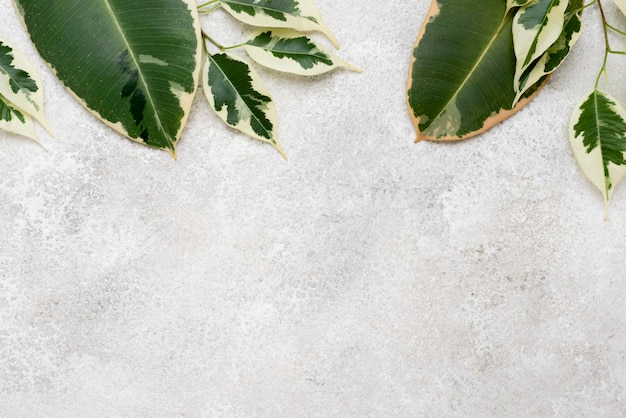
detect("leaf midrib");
top-left (427, 14), bottom-right (509, 134)
top-left (102, 0), bottom-right (169, 145)
top-left (209, 54), bottom-right (272, 140)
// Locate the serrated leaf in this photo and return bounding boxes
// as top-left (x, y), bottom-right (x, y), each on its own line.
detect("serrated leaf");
top-left (514, 0), bottom-right (582, 104)
top-left (0, 39), bottom-right (52, 136)
top-left (512, 0), bottom-right (568, 91)
top-left (243, 29), bottom-right (358, 76)
top-left (14, 0), bottom-right (202, 157)
top-left (218, 0), bottom-right (338, 48)
top-left (569, 90), bottom-right (626, 214)
top-left (407, 0), bottom-right (545, 141)
top-left (0, 94), bottom-right (38, 142)
top-left (203, 52), bottom-right (285, 158)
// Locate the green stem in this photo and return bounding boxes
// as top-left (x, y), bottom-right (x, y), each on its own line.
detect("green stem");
top-left (595, 0), bottom-right (611, 89)
top-left (197, 0), bottom-right (218, 9)
top-left (201, 30), bottom-right (245, 52)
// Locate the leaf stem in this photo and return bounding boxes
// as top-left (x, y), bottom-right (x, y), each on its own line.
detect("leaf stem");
top-left (595, 0), bottom-right (611, 88)
top-left (197, 0), bottom-right (218, 9)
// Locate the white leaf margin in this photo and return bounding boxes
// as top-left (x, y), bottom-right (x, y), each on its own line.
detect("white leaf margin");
top-left (243, 29), bottom-right (358, 76)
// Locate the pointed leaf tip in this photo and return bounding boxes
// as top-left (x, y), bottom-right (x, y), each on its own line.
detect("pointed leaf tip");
top-left (569, 90), bottom-right (626, 209)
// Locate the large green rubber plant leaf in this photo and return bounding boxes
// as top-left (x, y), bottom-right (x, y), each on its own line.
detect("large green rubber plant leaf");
top-left (407, 0), bottom-right (545, 141)
top-left (13, 0), bottom-right (202, 157)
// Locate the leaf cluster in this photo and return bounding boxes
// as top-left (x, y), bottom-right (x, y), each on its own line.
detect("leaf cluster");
top-left (407, 0), bottom-right (626, 217)
top-left (0, 0), bottom-right (356, 159)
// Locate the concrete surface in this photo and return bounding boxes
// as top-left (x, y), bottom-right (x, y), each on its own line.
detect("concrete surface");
top-left (1, 1), bottom-right (626, 416)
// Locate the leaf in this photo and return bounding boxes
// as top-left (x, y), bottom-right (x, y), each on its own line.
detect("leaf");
top-left (0, 39), bottom-right (52, 136)
top-left (569, 90), bottom-right (626, 215)
top-left (512, 0), bottom-right (568, 91)
top-left (14, 0), bottom-right (202, 157)
top-left (514, 0), bottom-right (583, 104)
top-left (0, 94), bottom-right (38, 142)
top-left (218, 0), bottom-right (339, 48)
top-left (407, 0), bottom-right (545, 141)
top-left (203, 52), bottom-right (285, 158)
top-left (507, 0), bottom-right (536, 10)
top-left (243, 29), bottom-right (359, 76)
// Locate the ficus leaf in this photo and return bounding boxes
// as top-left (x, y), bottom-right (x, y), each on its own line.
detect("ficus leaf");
top-left (569, 90), bottom-right (626, 215)
top-left (203, 52), bottom-right (285, 159)
top-left (0, 94), bottom-right (38, 143)
top-left (514, 0), bottom-right (583, 105)
top-left (407, 0), bottom-right (545, 141)
top-left (512, 0), bottom-right (568, 92)
top-left (13, 0), bottom-right (203, 157)
top-left (507, 0), bottom-right (536, 10)
top-left (218, 0), bottom-right (339, 48)
top-left (243, 29), bottom-right (359, 76)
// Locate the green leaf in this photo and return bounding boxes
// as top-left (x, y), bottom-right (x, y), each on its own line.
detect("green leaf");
top-left (243, 29), bottom-right (359, 76)
top-left (514, 0), bottom-right (582, 104)
top-left (218, 0), bottom-right (339, 48)
top-left (0, 39), bottom-right (52, 136)
top-left (569, 90), bottom-right (626, 215)
top-left (0, 94), bottom-right (38, 143)
top-left (512, 0), bottom-right (568, 91)
top-left (407, 0), bottom-right (545, 141)
top-left (203, 52), bottom-right (285, 158)
top-left (14, 0), bottom-right (202, 157)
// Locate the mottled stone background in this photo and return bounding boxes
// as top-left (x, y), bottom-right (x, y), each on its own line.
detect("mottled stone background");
top-left (2, 1), bottom-right (626, 416)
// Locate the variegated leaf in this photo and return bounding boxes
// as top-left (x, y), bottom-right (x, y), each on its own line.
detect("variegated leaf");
top-left (14, 0), bottom-right (202, 157)
top-left (243, 29), bottom-right (358, 76)
top-left (513, 0), bottom-right (568, 91)
top-left (203, 52), bottom-right (285, 158)
top-left (0, 94), bottom-right (38, 142)
top-left (407, 0), bottom-right (546, 141)
top-left (0, 39), bottom-right (52, 135)
top-left (614, 0), bottom-right (626, 18)
top-left (569, 90), bottom-right (626, 215)
top-left (514, 0), bottom-right (583, 105)
top-left (507, 0), bottom-right (536, 10)
top-left (218, 0), bottom-right (339, 48)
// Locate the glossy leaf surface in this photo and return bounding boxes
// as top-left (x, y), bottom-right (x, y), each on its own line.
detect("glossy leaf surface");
top-left (14, 0), bottom-right (202, 156)
top-left (407, 0), bottom-right (543, 141)
top-left (244, 29), bottom-right (358, 76)
top-left (0, 39), bottom-right (52, 136)
top-left (512, 0), bottom-right (568, 91)
top-left (514, 0), bottom-right (582, 104)
top-left (218, 0), bottom-right (338, 48)
top-left (203, 53), bottom-right (284, 158)
top-left (570, 90), bottom-right (626, 213)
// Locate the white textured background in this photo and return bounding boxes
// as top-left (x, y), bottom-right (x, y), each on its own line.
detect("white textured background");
top-left (2, 1), bottom-right (626, 416)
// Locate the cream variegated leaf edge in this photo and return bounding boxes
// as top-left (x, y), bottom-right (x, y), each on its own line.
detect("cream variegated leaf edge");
top-left (0, 95), bottom-right (39, 143)
top-left (243, 29), bottom-right (358, 76)
top-left (507, 0), bottom-right (536, 11)
top-left (514, 1), bottom-right (583, 105)
top-left (570, 90), bottom-right (626, 217)
top-left (0, 37), bottom-right (50, 146)
top-left (218, 0), bottom-right (339, 48)
top-left (513, 0), bottom-right (568, 91)
top-left (203, 52), bottom-right (285, 158)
